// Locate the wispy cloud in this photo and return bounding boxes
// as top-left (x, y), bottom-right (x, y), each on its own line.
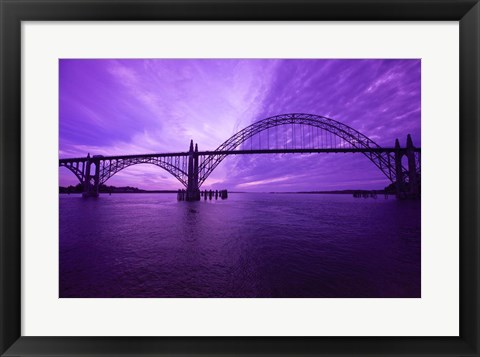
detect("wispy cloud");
top-left (236, 174), bottom-right (303, 189)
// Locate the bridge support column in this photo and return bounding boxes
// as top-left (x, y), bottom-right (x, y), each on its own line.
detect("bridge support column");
top-left (82, 154), bottom-right (100, 198)
top-left (406, 134), bottom-right (420, 199)
top-left (394, 138), bottom-right (405, 199)
top-left (186, 140), bottom-right (200, 201)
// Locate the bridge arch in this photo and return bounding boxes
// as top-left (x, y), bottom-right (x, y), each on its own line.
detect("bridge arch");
top-left (59, 161), bottom-right (85, 184)
top-left (198, 113), bottom-right (406, 186)
top-left (99, 157), bottom-right (188, 187)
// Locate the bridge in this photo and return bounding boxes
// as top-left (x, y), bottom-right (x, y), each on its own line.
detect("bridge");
top-left (59, 113), bottom-right (421, 200)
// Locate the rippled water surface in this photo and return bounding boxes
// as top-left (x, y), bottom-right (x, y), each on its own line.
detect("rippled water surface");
top-left (60, 193), bottom-right (421, 298)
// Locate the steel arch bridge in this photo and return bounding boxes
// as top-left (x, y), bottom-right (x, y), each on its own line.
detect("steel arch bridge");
top-left (59, 113), bottom-right (421, 199)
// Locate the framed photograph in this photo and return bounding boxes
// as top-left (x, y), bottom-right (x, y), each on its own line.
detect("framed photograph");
top-left (1, 0), bottom-right (479, 356)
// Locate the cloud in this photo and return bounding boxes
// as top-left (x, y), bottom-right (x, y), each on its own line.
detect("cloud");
top-left (60, 59), bottom-right (420, 191)
top-left (236, 174), bottom-right (304, 189)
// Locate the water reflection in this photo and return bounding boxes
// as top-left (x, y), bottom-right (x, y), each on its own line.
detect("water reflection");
top-left (60, 193), bottom-right (421, 298)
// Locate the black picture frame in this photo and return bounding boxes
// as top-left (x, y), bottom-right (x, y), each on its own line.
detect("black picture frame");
top-left (1, 0), bottom-right (479, 356)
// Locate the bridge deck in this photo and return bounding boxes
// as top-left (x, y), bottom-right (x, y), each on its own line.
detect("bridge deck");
top-left (59, 147), bottom-right (421, 163)
top-left (199, 148), bottom-right (421, 155)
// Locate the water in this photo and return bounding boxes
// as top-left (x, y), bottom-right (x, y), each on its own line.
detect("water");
top-left (59, 193), bottom-right (421, 298)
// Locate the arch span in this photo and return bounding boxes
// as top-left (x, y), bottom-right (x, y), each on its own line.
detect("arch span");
top-left (98, 157), bottom-right (188, 187)
top-left (198, 113), bottom-right (406, 186)
top-left (59, 161), bottom-right (85, 184)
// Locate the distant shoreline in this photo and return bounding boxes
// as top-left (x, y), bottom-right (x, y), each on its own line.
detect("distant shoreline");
top-left (60, 189), bottom-right (392, 195)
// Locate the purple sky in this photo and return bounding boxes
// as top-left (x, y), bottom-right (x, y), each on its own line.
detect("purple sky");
top-left (59, 59), bottom-right (420, 191)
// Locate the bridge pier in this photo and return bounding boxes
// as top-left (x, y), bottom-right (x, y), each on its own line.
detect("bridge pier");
top-left (393, 136), bottom-right (420, 199)
top-left (406, 134), bottom-right (420, 199)
top-left (82, 154), bottom-right (100, 198)
top-left (394, 139), bottom-right (405, 199)
top-left (186, 140), bottom-right (201, 201)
